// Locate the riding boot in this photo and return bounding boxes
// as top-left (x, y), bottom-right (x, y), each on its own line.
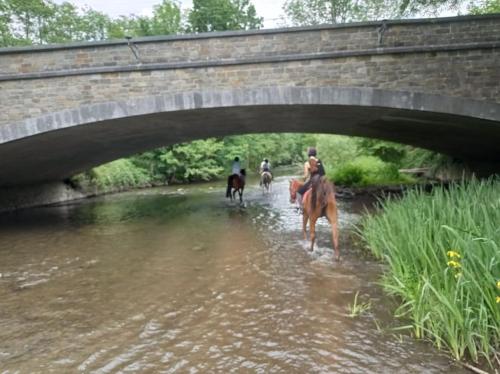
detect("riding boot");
top-left (297, 193), bottom-right (304, 213)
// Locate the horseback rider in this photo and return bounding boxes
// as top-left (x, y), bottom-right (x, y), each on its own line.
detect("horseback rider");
top-left (297, 147), bottom-right (325, 207)
top-left (226, 156), bottom-right (242, 198)
top-left (259, 158), bottom-right (272, 186)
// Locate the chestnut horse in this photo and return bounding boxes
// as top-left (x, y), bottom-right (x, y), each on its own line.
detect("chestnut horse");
top-left (228, 169), bottom-right (246, 203)
top-left (289, 173), bottom-right (340, 260)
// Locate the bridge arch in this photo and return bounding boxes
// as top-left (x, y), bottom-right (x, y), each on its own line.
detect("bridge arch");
top-left (1, 86), bottom-right (499, 186)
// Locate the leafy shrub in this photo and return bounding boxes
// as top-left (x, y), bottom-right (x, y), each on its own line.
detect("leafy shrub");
top-left (331, 156), bottom-right (411, 186)
top-left (71, 159), bottom-right (152, 193)
top-left (332, 163), bottom-right (364, 185)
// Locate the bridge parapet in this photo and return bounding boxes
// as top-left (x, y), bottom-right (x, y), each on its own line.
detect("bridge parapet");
top-left (0, 15), bottom-right (499, 78)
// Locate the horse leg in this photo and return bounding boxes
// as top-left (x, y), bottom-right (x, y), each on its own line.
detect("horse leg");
top-left (302, 211), bottom-right (309, 240)
top-left (309, 216), bottom-right (317, 252)
top-left (332, 220), bottom-right (339, 261)
top-left (239, 188), bottom-right (243, 203)
top-left (327, 204), bottom-right (340, 261)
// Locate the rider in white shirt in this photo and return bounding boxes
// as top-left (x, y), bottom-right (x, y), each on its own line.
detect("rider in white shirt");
top-left (260, 159), bottom-right (271, 173)
top-left (232, 157), bottom-right (241, 175)
top-left (260, 159), bottom-right (272, 186)
top-left (227, 156), bottom-right (241, 197)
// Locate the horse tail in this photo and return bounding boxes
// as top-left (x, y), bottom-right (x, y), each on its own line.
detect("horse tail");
top-left (312, 176), bottom-right (333, 210)
top-left (311, 175), bottom-right (321, 210)
top-left (265, 172), bottom-right (272, 184)
top-left (322, 178), bottom-right (334, 201)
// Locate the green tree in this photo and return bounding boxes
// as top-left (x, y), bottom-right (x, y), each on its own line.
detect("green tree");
top-left (151, 0), bottom-right (182, 35)
top-left (107, 1), bottom-right (181, 38)
top-left (0, 0), bottom-right (15, 46)
top-left (44, 1), bottom-right (79, 43)
top-left (107, 15), bottom-right (138, 39)
top-left (159, 138), bottom-right (225, 182)
top-left (469, 0), bottom-right (500, 14)
top-left (283, 0), bottom-right (365, 25)
top-left (6, 0), bottom-right (54, 44)
top-left (396, 0), bottom-right (461, 16)
top-left (223, 133), bottom-right (313, 172)
top-left (78, 7), bottom-right (112, 41)
top-left (283, 0), bottom-right (462, 26)
top-left (316, 134), bottom-right (359, 167)
top-left (188, 0), bottom-right (263, 32)
top-left (356, 138), bottom-right (406, 165)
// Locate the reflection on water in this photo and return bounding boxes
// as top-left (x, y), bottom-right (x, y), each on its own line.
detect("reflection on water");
top-left (0, 178), bottom-right (465, 373)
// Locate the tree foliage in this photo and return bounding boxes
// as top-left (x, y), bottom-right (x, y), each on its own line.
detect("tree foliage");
top-left (282, 0), bottom-right (465, 26)
top-left (188, 0), bottom-right (262, 32)
top-left (0, 0), bottom-right (184, 46)
top-left (158, 138), bottom-right (225, 182)
top-left (126, 133), bottom-right (313, 184)
top-left (283, 0), bottom-right (369, 25)
top-left (469, 0), bottom-right (500, 14)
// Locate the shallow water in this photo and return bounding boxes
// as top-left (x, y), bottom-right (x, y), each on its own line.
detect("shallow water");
top-left (0, 177), bottom-right (466, 373)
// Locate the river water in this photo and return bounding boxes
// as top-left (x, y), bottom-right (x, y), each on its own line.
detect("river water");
top-left (0, 176), bottom-right (467, 373)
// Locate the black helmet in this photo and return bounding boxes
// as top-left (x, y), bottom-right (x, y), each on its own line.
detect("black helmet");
top-left (234, 156), bottom-right (239, 161)
top-left (264, 159), bottom-right (268, 163)
top-left (307, 147), bottom-right (317, 157)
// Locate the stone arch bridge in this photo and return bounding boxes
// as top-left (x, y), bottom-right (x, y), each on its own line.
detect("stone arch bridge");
top-left (1, 14), bottom-right (499, 189)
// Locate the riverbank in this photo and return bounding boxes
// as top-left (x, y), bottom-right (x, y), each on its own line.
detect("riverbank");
top-left (358, 178), bottom-right (500, 371)
top-left (335, 181), bottom-right (442, 198)
top-left (0, 173), bottom-right (444, 214)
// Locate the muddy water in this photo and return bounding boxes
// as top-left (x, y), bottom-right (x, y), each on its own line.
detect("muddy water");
top-left (0, 177), bottom-right (466, 373)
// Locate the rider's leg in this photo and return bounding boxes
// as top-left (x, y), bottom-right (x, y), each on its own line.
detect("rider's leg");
top-left (297, 192), bottom-right (304, 212)
top-left (297, 180), bottom-right (311, 212)
top-left (226, 175), bottom-right (233, 198)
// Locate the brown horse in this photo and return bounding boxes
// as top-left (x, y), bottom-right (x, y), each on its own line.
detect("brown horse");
top-left (261, 171), bottom-right (272, 193)
top-left (289, 173), bottom-right (340, 261)
top-left (228, 169), bottom-right (246, 203)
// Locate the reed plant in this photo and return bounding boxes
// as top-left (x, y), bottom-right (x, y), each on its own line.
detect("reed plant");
top-left (359, 178), bottom-right (500, 366)
top-left (348, 291), bottom-right (371, 318)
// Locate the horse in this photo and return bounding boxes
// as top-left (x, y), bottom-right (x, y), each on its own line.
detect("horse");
top-left (227, 169), bottom-right (246, 203)
top-left (289, 173), bottom-right (340, 261)
top-left (261, 171), bottom-right (272, 193)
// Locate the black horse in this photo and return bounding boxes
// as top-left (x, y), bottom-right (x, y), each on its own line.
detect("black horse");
top-left (226, 169), bottom-right (246, 203)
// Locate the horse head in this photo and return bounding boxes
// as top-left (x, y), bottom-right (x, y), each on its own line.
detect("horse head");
top-left (289, 179), bottom-right (300, 203)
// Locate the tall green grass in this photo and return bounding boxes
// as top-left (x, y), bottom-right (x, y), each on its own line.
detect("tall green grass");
top-left (359, 178), bottom-right (500, 366)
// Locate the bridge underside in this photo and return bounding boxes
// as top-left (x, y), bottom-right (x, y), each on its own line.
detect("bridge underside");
top-left (1, 87), bottom-right (499, 187)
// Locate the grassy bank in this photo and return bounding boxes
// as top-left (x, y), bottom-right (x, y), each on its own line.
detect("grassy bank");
top-left (359, 179), bottom-right (500, 367)
top-left (70, 159), bottom-right (155, 195)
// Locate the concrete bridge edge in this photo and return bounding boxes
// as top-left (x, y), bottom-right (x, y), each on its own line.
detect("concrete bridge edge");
top-left (1, 86), bottom-right (499, 145)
